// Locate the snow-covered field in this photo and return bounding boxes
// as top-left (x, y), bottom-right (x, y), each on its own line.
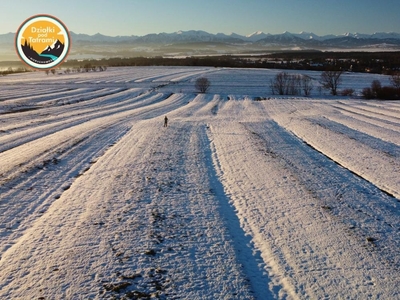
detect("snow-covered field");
top-left (0, 67), bottom-right (399, 299)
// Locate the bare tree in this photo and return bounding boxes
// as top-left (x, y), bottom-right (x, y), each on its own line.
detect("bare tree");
top-left (195, 77), bottom-right (211, 93)
top-left (320, 70), bottom-right (343, 96)
top-left (270, 72), bottom-right (312, 96)
top-left (301, 75), bottom-right (313, 96)
top-left (390, 73), bottom-right (400, 89)
top-left (287, 74), bottom-right (301, 95)
top-left (270, 72), bottom-right (288, 95)
top-left (371, 79), bottom-right (382, 98)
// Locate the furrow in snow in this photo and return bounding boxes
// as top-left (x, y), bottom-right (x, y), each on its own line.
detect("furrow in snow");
top-left (332, 102), bottom-right (400, 125)
top-left (267, 100), bottom-right (400, 199)
top-left (0, 92), bottom-right (192, 180)
top-left (320, 109), bottom-right (400, 146)
top-left (0, 91), bottom-right (165, 153)
top-left (0, 123), bottom-right (130, 259)
top-left (0, 120), bottom-right (257, 299)
top-left (209, 118), bottom-right (400, 299)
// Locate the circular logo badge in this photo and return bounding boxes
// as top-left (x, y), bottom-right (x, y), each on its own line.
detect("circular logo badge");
top-left (15, 15), bottom-right (70, 70)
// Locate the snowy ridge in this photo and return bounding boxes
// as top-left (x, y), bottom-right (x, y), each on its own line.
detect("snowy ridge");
top-left (0, 67), bottom-right (399, 299)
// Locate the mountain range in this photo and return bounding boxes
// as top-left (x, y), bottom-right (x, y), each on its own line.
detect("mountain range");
top-left (1, 30), bottom-right (400, 61)
top-left (69, 30), bottom-right (400, 45)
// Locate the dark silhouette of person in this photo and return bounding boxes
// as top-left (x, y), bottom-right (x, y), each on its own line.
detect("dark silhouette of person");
top-left (164, 116), bottom-right (168, 127)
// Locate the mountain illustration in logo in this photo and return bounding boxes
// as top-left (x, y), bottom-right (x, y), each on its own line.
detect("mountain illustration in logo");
top-left (21, 39), bottom-right (64, 64)
top-left (41, 39), bottom-right (64, 57)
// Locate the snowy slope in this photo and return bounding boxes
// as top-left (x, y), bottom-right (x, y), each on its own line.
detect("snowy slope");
top-left (0, 67), bottom-right (399, 299)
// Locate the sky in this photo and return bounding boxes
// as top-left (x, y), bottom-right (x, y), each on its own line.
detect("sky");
top-left (1, 0), bottom-right (399, 37)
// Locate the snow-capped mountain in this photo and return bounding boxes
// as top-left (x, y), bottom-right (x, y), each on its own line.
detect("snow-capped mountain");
top-left (71, 32), bottom-right (139, 43)
top-left (256, 31), bottom-right (311, 45)
top-left (369, 32), bottom-right (400, 39)
top-left (342, 32), bottom-right (400, 40)
top-left (71, 30), bottom-right (400, 46)
top-left (246, 31), bottom-right (271, 42)
top-left (292, 32), bottom-right (321, 40)
top-left (3, 30), bottom-right (400, 46)
top-left (135, 30), bottom-right (245, 44)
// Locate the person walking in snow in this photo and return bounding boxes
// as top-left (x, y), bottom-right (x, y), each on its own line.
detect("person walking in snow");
top-left (164, 115), bottom-right (168, 127)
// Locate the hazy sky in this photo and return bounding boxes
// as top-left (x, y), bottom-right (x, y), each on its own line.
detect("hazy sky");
top-left (2, 0), bottom-right (399, 36)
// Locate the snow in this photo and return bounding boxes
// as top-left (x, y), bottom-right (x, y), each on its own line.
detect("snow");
top-left (0, 67), bottom-right (399, 299)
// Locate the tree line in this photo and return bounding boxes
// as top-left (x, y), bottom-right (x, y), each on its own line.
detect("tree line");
top-left (62, 51), bottom-right (400, 75)
top-left (2, 51), bottom-right (399, 76)
top-left (268, 70), bottom-right (400, 99)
